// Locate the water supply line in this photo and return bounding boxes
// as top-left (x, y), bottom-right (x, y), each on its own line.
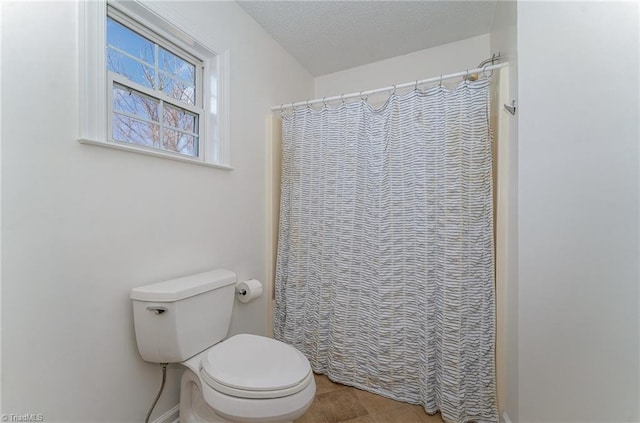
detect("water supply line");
top-left (145, 363), bottom-right (168, 423)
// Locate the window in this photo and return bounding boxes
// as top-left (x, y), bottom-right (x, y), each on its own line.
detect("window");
top-left (107, 9), bottom-right (202, 157)
top-left (78, 1), bottom-right (230, 168)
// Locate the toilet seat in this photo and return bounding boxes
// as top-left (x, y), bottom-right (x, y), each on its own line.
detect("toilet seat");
top-left (200, 334), bottom-right (312, 399)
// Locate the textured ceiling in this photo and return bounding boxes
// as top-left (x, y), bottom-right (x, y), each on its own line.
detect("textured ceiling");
top-left (237, 1), bottom-right (497, 76)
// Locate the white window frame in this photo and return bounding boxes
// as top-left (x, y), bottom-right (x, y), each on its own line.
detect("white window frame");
top-left (78, 0), bottom-right (231, 169)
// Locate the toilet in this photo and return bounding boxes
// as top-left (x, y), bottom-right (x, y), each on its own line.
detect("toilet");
top-left (130, 269), bottom-right (315, 423)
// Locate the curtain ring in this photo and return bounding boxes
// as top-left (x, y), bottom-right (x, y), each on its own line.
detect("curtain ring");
top-left (306, 99), bottom-right (311, 109)
top-left (360, 90), bottom-right (367, 101)
top-left (341, 93), bottom-right (346, 105)
top-left (280, 103), bottom-right (284, 113)
top-left (439, 75), bottom-right (443, 87)
top-left (414, 80), bottom-right (419, 92)
top-left (392, 85), bottom-right (397, 95)
top-left (323, 97), bottom-right (328, 108)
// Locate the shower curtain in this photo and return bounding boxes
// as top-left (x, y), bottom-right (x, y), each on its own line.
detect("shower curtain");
top-left (274, 79), bottom-right (498, 423)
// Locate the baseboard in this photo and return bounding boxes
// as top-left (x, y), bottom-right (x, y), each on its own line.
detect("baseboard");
top-left (151, 404), bottom-right (179, 423)
top-left (501, 411), bottom-right (513, 423)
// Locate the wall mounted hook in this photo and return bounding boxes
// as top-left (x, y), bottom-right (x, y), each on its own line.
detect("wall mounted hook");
top-left (504, 100), bottom-right (517, 116)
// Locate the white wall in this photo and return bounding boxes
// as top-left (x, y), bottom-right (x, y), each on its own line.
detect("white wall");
top-left (489, 1), bottom-right (518, 420)
top-left (517, 2), bottom-right (639, 422)
top-left (0, 1), bottom-right (313, 421)
top-left (314, 34), bottom-right (490, 100)
top-left (0, 0), bottom-right (4, 416)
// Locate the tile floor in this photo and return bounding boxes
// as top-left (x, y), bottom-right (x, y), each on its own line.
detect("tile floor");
top-left (294, 374), bottom-right (445, 423)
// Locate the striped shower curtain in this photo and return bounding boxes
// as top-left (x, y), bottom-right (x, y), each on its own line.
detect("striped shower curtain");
top-left (274, 79), bottom-right (498, 423)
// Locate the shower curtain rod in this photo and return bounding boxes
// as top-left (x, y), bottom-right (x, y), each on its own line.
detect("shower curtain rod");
top-left (271, 62), bottom-right (508, 111)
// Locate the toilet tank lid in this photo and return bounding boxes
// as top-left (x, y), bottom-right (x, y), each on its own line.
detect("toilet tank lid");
top-left (130, 269), bottom-right (237, 302)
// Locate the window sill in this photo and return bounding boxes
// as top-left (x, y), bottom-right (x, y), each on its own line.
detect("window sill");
top-left (78, 138), bottom-right (233, 170)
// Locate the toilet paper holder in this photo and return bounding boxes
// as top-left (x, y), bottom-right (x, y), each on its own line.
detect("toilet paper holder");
top-left (235, 279), bottom-right (263, 303)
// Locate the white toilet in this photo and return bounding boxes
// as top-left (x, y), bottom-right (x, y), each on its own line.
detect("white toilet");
top-left (130, 269), bottom-right (315, 423)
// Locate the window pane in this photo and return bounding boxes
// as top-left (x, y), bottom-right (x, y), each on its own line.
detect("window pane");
top-left (163, 129), bottom-right (198, 157)
top-left (107, 17), bottom-right (154, 65)
top-left (158, 74), bottom-right (195, 105)
top-left (163, 104), bottom-right (197, 134)
top-left (113, 114), bottom-right (160, 148)
top-left (106, 12), bottom-right (204, 160)
top-left (113, 84), bottom-right (160, 122)
top-left (159, 47), bottom-right (195, 84)
top-left (108, 48), bottom-right (155, 89)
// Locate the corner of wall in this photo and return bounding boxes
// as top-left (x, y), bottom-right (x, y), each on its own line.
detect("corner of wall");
top-left (313, 34), bottom-right (492, 99)
top-left (490, 0), bottom-right (519, 421)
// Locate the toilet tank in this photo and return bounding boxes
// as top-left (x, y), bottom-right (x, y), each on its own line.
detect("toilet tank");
top-left (130, 269), bottom-right (236, 363)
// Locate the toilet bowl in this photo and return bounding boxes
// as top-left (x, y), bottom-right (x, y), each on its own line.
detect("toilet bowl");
top-left (130, 269), bottom-right (315, 423)
top-left (180, 334), bottom-right (315, 423)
